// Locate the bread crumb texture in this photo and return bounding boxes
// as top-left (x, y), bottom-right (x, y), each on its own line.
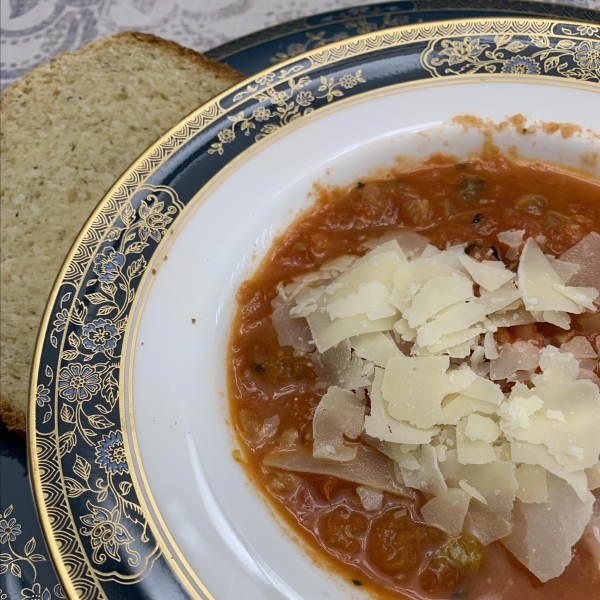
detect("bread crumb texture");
top-left (0, 31), bottom-right (243, 432)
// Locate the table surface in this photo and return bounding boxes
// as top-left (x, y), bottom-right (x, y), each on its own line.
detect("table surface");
top-left (1, 0), bottom-right (597, 90)
top-left (1, 1), bottom-right (598, 599)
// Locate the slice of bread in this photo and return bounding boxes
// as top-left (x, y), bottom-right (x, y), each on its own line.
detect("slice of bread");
top-left (1, 31), bottom-right (243, 433)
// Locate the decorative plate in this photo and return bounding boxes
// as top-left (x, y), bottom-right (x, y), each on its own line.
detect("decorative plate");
top-left (205, 0), bottom-right (600, 75)
top-left (29, 16), bottom-right (600, 600)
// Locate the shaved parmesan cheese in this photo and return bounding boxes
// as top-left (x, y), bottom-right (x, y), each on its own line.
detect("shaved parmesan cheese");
top-left (484, 332), bottom-right (499, 360)
top-left (444, 339), bottom-right (478, 359)
top-left (447, 366), bottom-right (478, 394)
top-left (586, 464), bottom-right (600, 490)
top-left (457, 418), bottom-right (497, 464)
top-left (532, 345), bottom-right (579, 386)
top-left (536, 309), bottom-right (571, 330)
top-left (489, 341), bottom-right (540, 381)
top-left (271, 294), bottom-right (313, 353)
top-left (393, 317), bottom-right (416, 342)
top-left (477, 285), bottom-right (523, 315)
top-left (391, 254), bottom-right (469, 311)
top-left (498, 394), bottom-right (544, 431)
top-left (459, 480), bottom-right (488, 504)
top-left (515, 465), bottom-right (548, 503)
top-left (470, 346), bottom-right (485, 366)
top-left (382, 355), bottom-right (449, 428)
top-left (403, 276), bottom-right (473, 328)
top-left (421, 244), bottom-right (441, 259)
top-left (396, 444), bottom-right (448, 497)
top-left (290, 284), bottom-right (327, 318)
top-left (465, 414), bottom-right (501, 443)
top-left (510, 440), bottom-right (589, 501)
top-left (518, 238), bottom-right (590, 313)
top-left (560, 336), bottom-right (597, 359)
top-left (264, 445), bottom-right (411, 496)
top-left (283, 256), bottom-right (356, 303)
top-left (560, 231), bottom-right (600, 294)
top-left (487, 306), bottom-right (537, 327)
top-left (356, 486), bottom-right (384, 511)
top-left (313, 387), bottom-right (366, 462)
top-left (419, 327), bottom-right (483, 356)
top-left (441, 452), bottom-right (518, 518)
top-left (362, 230), bottom-right (428, 259)
top-left (438, 244), bottom-right (471, 271)
top-left (364, 368), bottom-right (440, 444)
top-left (441, 394), bottom-right (499, 425)
top-left (461, 375), bottom-right (504, 405)
top-left (497, 229), bottom-right (525, 261)
top-left (416, 301), bottom-right (486, 347)
top-left (313, 340), bottom-right (371, 390)
top-left (554, 284), bottom-right (598, 311)
top-left (421, 488), bottom-right (471, 536)
top-left (546, 256), bottom-right (580, 284)
top-left (270, 233), bottom-right (600, 581)
top-left (394, 449), bottom-right (420, 471)
top-left (306, 246), bottom-right (403, 351)
top-left (546, 410), bottom-right (566, 423)
top-left (459, 254), bottom-right (516, 292)
top-left (307, 308), bottom-right (396, 353)
top-left (468, 502), bottom-right (512, 545)
top-left (503, 380), bottom-right (600, 472)
top-left (355, 239), bottom-right (406, 265)
top-left (435, 444), bottom-right (448, 462)
top-left (350, 331), bottom-right (402, 367)
top-left (327, 280), bottom-right (396, 321)
top-left (502, 474), bottom-right (594, 582)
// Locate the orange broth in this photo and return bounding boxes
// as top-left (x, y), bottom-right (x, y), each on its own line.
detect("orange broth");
top-left (228, 153), bottom-right (600, 599)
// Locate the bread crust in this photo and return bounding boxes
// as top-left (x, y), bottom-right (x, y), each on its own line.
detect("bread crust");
top-left (0, 32), bottom-right (243, 432)
top-left (1, 30), bottom-right (241, 111)
top-left (0, 396), bottom-right (26, 434)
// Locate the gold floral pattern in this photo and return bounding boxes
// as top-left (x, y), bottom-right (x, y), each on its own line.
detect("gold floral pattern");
top-left (0, 505), bottom-right (46, 581)
top-left (269, 30), bottom-right (349, 64)
top-left (0, 504), bottom-right (65, 599)
top-left (423, 28), bottom-right (600, 82)
top-left (208, 70), bottom-right (366, 155)
top-left (33, 186), bottom-right (183, 596)
top-left (80, 502), bottom-right (138, 566)
top-left (267, 13), bottom-right (410, 64)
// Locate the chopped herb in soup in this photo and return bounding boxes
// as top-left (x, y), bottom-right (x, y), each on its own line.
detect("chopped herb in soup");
top-left (228, 153), bottom-right (600, 599)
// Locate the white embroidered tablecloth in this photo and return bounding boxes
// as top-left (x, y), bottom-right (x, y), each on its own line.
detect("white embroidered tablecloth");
top-left (1, 0), bottom-right (597, 90)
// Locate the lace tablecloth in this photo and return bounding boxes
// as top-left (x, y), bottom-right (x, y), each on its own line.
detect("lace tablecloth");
top-left (1, 0), bottom-right (597, 90)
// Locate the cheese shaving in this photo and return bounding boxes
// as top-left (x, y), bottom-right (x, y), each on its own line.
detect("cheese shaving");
top-left (421, 488), bottom-right (471, 536)
top-left (459, 480), bottom-right (487, 504)
top-left (382, 355), bottom-right (449, 428)
top-left (459, 253), bottom-right (516, 292)
top-left (313, 386), bottom-right (365, 462)
top-left (497, 229), bottom-right (525, 261)
top-left (271, 230), bottom-right (600, 582)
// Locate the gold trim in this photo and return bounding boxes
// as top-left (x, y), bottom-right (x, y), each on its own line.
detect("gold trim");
top-left (28, 17), bottom-right (599, 600)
